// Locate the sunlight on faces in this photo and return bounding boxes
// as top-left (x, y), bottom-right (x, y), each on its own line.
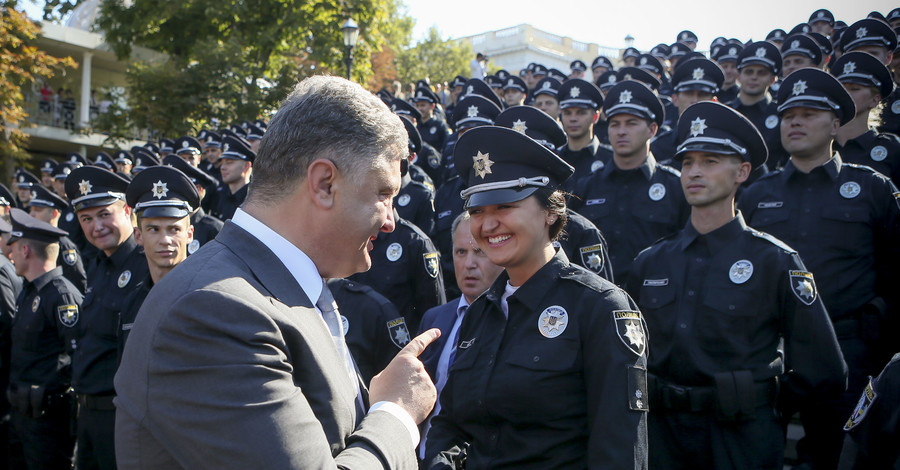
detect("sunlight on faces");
top-left (135, 216), bottom-right (193, 271)
top-left (467, 196), bottom-right (554, 278)
top-left (77, 201), bottom-right (133, 253)
top-left (533, 95), bottom-right (560, 119)
top-left (780, 107), bottom-right (840, 158)
top-left (219, 158), bottom-right (251, 185)
top-left (782, 55), bottom-right (816, 78)
top-left (843, 83), bottom-right (881, 116)
top-left (414, 101), bottom-right (434, 121)
top-left (453, 217), bottom-right (503, 302)
top-left (503, 89), bottom-right (525, 107)
top-left (561, 107), bottom-right (598, 139)
top-left (204, 147), bottom-right (222, 163)
top-left (720, 61), bottom-right (739, 87)
top-left (680, 152), bottom-right (749, 208)
top-left (738, 65), bottom-right (775, 97)
top-left (673, 90), bottom-right (714, 115)
top-left (608, 114), bottom-right (657, 158)
top-left (27, 206), bottom-right (57, 224)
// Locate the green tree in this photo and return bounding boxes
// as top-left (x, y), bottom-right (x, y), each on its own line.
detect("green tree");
top-left (0, 5), bottom-right (75, 177)
top-left (69, 0), bottom-right (412, 141)
top-left (394, 26), bottom-right (471, 88)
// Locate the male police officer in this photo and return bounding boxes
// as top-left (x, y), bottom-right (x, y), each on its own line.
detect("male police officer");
top-left (713, 43), bottom-right (742, 104)
top-left (65, 166), bottom-right (150, 470)
top-left (629, 99), bottom-right (846, 470)
top-left (556, 78), bottom-right (613, 186)
top-left (161, 156), bottom-right (223, 252)
top-left (413, 86), bottom-right (451, 152)
top-left (28, 184), bottom-right (87, 293)
top-left (118, 166), bottom-right (197, 357)
top-left (5, 209), bottom-right (82, 469)
top-left (571, 80), bottom-right (688, 284)
top-left (781, 34), bottom-right (823, 78)
top-left (739, 68), bottom-right (900, 470)
top-left (211, 135), bottom-right (254, 221)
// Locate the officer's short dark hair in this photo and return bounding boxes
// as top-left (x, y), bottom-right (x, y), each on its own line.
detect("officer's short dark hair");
top-left (450, 211), bottom-right (470, 243)
top-left (22, 238), bottom-right (58, 262)
top-left (534, 187), bottom-right (568, 242)
top-left (248, 76), bottom-right (407, 204)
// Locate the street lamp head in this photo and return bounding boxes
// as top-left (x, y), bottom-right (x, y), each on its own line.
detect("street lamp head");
top-left (342, 18), bottom-right (359, 48)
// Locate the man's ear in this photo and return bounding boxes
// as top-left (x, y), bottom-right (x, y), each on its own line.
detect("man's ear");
top-left (735, 161), bottom-right (752, 185)
top-left (133, 227), bottom-right (143, 246)
top-left (307, 158), bottom-right (338, 209)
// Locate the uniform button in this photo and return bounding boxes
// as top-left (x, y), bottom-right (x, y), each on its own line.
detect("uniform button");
top-left (477, 399), bottom-right (483, 406)
top-left (696, 258), bottom-right (703, 263)
top-left (490, 434), bottom-right (497, 442)
top-left (615, 229), bottom-right (621, 235)
top-left (651, 298), bottom-right (657, 303)
top-left (729, 305), bottom-right (736, 310)
top-left (800, 232), bottom-right (807, 237)
top-left (488, 360), bottom-right (494, 366)
top-left (803, 208), bottom-right (810, 214)
top-left (648, 214), bottom-right (655, 219)
top-left (687, 290), bottom-right (695, 296)
top-left (680, 323), bottom-right (687, 329)
top-left (533, 356), bottom-right (540, 362)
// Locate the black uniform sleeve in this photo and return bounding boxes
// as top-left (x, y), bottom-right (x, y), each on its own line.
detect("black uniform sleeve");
top-left (838, 354), bottom-right (900, 469)
top-left (410, 236), bottom-right (446, 335)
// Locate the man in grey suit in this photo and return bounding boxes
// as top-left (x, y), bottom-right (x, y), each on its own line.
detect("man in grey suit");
top-left (115, 75), bottom-right (439, 469)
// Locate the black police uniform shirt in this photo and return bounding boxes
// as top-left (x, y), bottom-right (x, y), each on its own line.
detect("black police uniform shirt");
top-left (394, 175), bottom-right (435, 238)
top-left (198, 160), bottom-right (222, 184)
top-left (593, 117), bottom-right (611, 146)
top-left (661, 96), bottom-right (679, 131)
top-left (10, 267), bottom-right (82, 399)
top-left (189, 208), bottom-right (224, 255)
top-left (416, 142), bottom-right (444, 188)
top-left (210, 183), bottom-right (248, 221)
top-left (570, 154), bottom-right (689, 284)
top-left (418, 117), bottom-right (451, 153)
top-left (835, 130), bottom-right (900, 185)
top-left (348, 216), bottom-right (446, 335)
top-left (557, 209), bottom-right (614, 282)
top-left (424, 250), bottom-right (649, 469)
top-left (59, 205), bottom-right (90, 254)
top-left (327, 278), bottom-right (408, 385)
top-left (839, 352), bottom-right (900, 469)
top-left (738, 155), bottom-right (900, 322)
top-left (727, 96), bottom-right (790, 169)
top-left (557, 136), bottom-right (614, 191)
top-left (718, 84), bottom-right (740, 105)
top-left (432, 176), bottom-right (466, 300)
top-left (58, 235), bottom-right (86, 294)
top-left (73, 235), bottom-right (149, 396)
top-left (439, 133), bottom-right (460, 183)
top-left (116, 275), bottom-right (152, 363)
top-left (407, 162), bottom-right (435, 192)
top-left (649, 125), bottom-right (679, 165)
top-left (626, 214), bottom-right (846, 393)
top-left (878, 88), bottom-right (900, 136)
top-left (0, 256), bottom-right (21, 420)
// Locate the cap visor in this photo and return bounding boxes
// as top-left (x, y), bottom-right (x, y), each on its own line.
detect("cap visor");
top-left (138, 207), bottom-right (191, 219)
top-left (464, 187), bottom-right (539, 209)
top-left (74, 196), bottom-right (122, 212)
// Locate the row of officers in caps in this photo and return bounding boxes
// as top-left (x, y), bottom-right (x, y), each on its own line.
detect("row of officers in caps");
top-left (2, 9), bottom-right (899, 470)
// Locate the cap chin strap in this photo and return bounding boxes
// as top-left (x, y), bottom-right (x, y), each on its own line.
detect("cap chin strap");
top-left (134, 200), bottom-right (193, 212)
top-left (460, 176), bottom-right (550, 199)
top-left (776, 95), bottom-right (841, 113)
top-left (677, 136), bottom-right (748, 155)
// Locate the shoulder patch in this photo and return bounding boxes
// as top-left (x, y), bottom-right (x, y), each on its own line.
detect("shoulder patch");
top-left (386, 317), bottom-right (410, 348)
top-left (844, 378), bottom-right (877, 431)
top-left (423, 252), bottom-right (440, 278)
top-left (613, 310), bottom-right (646, 356)
top-left (789, 270), bottom-right (817, 305)
top-left (58, 304), bottom-right (79, 327)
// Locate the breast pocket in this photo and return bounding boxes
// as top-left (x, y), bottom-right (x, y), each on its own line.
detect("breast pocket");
top-left (820, 203), bottom-right (871, 247)
top-left (697, 288), bottom-right (760, 354)
top-left (638, 283), bottom-right (677, 312)
top-left (748, 207), bottom-right (790, 229)
top-left (577, 199), bottom-right (611, 227)
top-left (634, 199), bottom-right (677, 227)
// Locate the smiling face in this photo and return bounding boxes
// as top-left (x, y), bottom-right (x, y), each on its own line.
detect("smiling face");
top-left (77, 200), bottom-right (133, 255)
top-left (467, 195), bottom-right (555, 285)
top-left (452, 217), bottom-right (504, 303)
top-left (324, 156), bottom-right (401, 278)
top-left (135, 215), bottom-right (193, 271)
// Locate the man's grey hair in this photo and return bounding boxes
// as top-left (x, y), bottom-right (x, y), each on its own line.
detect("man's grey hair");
top-left (450, 211), bottom-right (470, 243)
top-left (247, 75), bottom-right (408, 203)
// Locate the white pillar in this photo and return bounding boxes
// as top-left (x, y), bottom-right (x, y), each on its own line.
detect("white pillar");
top-left (80, 51), bottom-right (93, 128)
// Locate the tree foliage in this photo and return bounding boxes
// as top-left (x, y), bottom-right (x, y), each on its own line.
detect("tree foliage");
top-left (80, 0), bottom-right (413, 140)
top-left (0, 5), bottom-right (75, 176)
top-left (394, 26), bottom-right (471, 88)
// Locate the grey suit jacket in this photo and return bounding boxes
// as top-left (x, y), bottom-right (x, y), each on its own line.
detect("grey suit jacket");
top-left (114, 222), bottom-right (416, 469)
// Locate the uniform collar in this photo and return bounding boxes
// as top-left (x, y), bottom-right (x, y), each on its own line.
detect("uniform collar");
top-left (605, 152), bottom-right (658, 180)
top-left (837, 130), bottom-right (876, 151)
top-left (28, 266), bottom-right (63, 291)
top-left (679, 212), bottom-right (748, 253)
top-left (782, 152), bottom-right (843, 181)
top-left (103, 234), bottom-right (140, 268)
top-left (564, 135), bottom-right (600, 156)
top-left (487, 248), bottom-right (571, 312)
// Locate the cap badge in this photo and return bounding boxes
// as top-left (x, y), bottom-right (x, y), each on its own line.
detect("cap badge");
top-left (690, 117), bottom-right (707, 137)
top-left (78, 179), bottom-right (93, 196)
top-left (512, 119), bottom-right (528, 134)
top-left (623, 73), bottom-right (633, 80)
top-left (840, 181), bottom-right (861, 199)
top-left (390, 103), bottom-right (397, 111)
top-left (692, 68), bottom-right (705, 80)
top-left (538, 305), bottom-right (568, 338)
top-left (416, 91), bottom-right (423, 98)
top-left (791, 40), bottom-right (800, 49)
top-left (856, 27), bottom-right (867, 39)
top-left (467, 105), bottom-right (479, 118)
top-left (755, 47), bottom-right (767, 58)
top-left (619, 90), bottom-right (633, 104)
top-left (472, 151), bottom-right (494, 179)
top-left (182, 140), bottom-right (189, 148)
top-left (466, 85), bottom-right (474, 95)
top-left (680, 32), bottom-right (688, 40)
top-left (817, 11), bottom-right (824, 18)
top-left (541, 81), bottom-right (551, 89)
top-left (222, 143), bottom-right (230, 152)
top-left (729, 260), bottom-right (754, 284)
top-left (729, 47), bottom-right (737, 55)
top-left (152, 181), bottom-right (169, 199)
top-left (608, 75), bottom-right (617, 84)
top-left (69, 156), bottom-right (79, 162)
top-left (640, 57), bottom-right (647, 65)
top-left (843, 62), bottom-right (856, 75)
top-left (507, 79), bottom-right (514, 86)
top-left (569, 86), bottom-right (581, 98)
top-left (792, 80), bottom-right (808, 96)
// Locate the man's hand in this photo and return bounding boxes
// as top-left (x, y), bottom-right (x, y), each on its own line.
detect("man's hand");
top-left (370, 328), bottom-right (440, 424)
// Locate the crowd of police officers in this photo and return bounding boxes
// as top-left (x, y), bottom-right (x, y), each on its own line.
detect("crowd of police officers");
top-left (1, 7), bottom-right (899, 469)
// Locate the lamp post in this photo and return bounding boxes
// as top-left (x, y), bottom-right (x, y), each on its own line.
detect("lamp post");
top-left (341, 18), bottom-right (359, 81)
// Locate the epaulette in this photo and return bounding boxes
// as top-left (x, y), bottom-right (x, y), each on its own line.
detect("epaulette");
top-left (51, 277), bottom-right (79, 302)
top-left (598, 142), bottom-right (614, 153)
top-left (657, 163), bottom-right (681, 177)
top-left (396, 216), bottom-right (432, 240)
top-left (335, 280), bottom-right (396, 310)
top-left (754, 169), bottom-right (783, 183)
top-left (749, 228), bottom-right (796, 254)
top-left (876, 132), bottom-right (900, 145)
top-left (407, 178), bottom-right (434, 196)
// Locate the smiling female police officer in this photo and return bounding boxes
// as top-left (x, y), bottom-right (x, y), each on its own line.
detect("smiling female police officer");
top-left (424, 126), bottom-right (648, 469)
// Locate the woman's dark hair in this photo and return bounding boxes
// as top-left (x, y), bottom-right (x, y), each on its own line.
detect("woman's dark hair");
top-left (533, 187), bottom-right (568, 242)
